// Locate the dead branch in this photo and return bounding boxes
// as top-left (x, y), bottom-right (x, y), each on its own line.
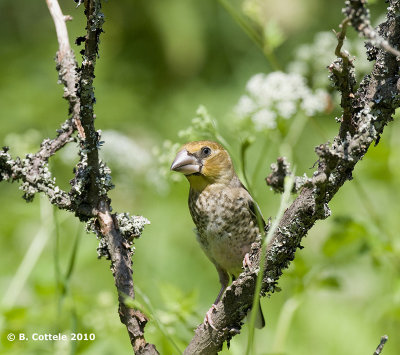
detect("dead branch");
top-left (0, 1), bottom-right (159, 353)
top-left (373, 335), bottom-right (389, 355)
top-left (184, 1), bottom-right (400, 353)
top-left (46, 0), bottom-right (84, 138)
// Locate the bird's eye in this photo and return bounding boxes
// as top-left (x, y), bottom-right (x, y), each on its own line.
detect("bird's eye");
top-left (201, 146), bottom-right (211, 157)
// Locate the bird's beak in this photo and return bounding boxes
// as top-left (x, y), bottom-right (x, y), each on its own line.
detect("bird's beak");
top-left (170, 149), bottom-right (201, 175)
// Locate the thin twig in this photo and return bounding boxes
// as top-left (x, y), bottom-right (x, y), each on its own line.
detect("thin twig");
top-left (335, 18), bottom-right (351, 61)
top-left (329, 17), bottom-right (356, 138)
top-left (46, 0), bottom-right (85, 138)
top-left (46, 0), bottom-right (71, 54)
top-left (373, 335), bottom-right (388, 355)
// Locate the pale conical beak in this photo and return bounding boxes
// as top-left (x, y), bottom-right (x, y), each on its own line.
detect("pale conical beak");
top-left (170, 149), bottom-right (201, 175)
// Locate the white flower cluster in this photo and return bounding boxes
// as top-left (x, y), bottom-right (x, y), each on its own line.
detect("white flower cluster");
top-left (235, 71), bottom-right (328, 131)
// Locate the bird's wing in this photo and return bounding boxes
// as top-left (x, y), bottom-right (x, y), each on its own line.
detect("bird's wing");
top-left (235, 177), bottom-right (267, 232)
top-left (247, 198), bottom-right (267, 232)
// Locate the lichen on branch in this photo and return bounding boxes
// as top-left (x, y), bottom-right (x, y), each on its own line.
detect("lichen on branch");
top-left (185, 1), bottom-right (400, 353)
top-left (0, 1), bottom-right (158, 354)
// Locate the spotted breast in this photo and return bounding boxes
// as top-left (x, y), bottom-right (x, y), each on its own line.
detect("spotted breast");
top-left (188, 176), bottom-right (260, 277)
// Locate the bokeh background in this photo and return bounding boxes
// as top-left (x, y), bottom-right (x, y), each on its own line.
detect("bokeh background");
top-left (1, 0), bottom-right (400, 354)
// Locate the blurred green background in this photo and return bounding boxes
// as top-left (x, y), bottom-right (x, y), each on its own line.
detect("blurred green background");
top-left (1, 0), bottom-right (400, 354)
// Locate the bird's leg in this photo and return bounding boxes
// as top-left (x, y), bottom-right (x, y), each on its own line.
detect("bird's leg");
top-left (215, 267), bottom-right (230, 304)
top-left (204, 267), bottom-right (229, 330)
top-left (204, 304), bottom-right (218, 331)
top-left (242, 252), bottom-right (252, 270)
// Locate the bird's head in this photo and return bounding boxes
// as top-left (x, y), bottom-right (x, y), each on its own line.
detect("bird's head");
top-left (170, 140), bottom-right (235, 191)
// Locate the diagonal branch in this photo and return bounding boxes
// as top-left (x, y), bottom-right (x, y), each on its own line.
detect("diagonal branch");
top-left (373, 335), bottom-right (389, 355)
top-left (184, 1), bottom-right (400, 353)
top-left (46, 0), bottom-right (84, 138)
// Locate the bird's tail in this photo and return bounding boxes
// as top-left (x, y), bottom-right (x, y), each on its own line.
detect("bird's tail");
top-left (247, 300), bottom-right (265, 329)
top-left (255, 300), bottom-right (265, 329)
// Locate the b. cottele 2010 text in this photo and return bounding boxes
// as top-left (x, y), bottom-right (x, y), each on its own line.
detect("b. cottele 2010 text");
top-left (17, 333), bottom-right (95, 341)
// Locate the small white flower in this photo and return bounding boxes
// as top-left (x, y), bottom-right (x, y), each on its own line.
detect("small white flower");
top-left (276, 100), bottom-right (297, 119)
top-left (236, 68), bottom-right (329, 132)
top-left (252, 109), bottom-right (277, 131)
top-left (301, 89), bottom-right (328, 116)
top-left (246, 73), bottom-right (266, 97)
top-left (235, 95), bottom-right (257, 118)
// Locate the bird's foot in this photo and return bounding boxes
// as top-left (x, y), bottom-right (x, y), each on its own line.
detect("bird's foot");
top-left (204, 304), bottom-right (218, 331)
top-left (242, 252), bottom-right (252, 270)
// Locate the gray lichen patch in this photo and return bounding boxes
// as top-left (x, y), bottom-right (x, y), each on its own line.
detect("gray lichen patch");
top-left (115, 213), bottom-right (150, 242)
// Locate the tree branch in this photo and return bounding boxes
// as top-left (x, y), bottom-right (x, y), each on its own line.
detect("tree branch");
top-left (185, 1), bottom-right (400, 353)
top-left (77, 0), bottom-right (104, 208)
top-left (46, 0), bottom-right (84, 138)
top-left (265, 156), bottom-right (311, 193)
top-left (344, 0), bottom-right (400, 58)
top-left (329, 17), bottom-right (357, 138)
top-left (0, 1), bottom-right (159, 353)
top-left (373, 335), bottom-right (389, 355)
top-left (1, 0), bottom-right (83, 206)
top-left (69, 1), bottom-right (159, 352)
top-left (0, 146), bottom-right (73, 208)
top-left (96, 201), bottom-right (157, 354)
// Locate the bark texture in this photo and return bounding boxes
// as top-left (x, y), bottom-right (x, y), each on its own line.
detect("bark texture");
top-left (185, 1), bottom-right (400, 353)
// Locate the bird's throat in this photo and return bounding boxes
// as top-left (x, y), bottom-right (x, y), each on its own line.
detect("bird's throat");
top-left (186, 174), bottom-right (211, 192)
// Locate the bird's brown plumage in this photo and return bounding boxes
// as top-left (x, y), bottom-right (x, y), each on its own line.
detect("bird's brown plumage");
top-left (171, 140), bottom-right (265, 328)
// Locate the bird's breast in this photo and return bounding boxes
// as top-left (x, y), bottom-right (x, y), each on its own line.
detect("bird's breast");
top-left (188, 186), bottom-right (259, 275)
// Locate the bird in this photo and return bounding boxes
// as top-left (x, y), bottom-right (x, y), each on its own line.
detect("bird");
top-left (170, 140), bottom-right (265, 329)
